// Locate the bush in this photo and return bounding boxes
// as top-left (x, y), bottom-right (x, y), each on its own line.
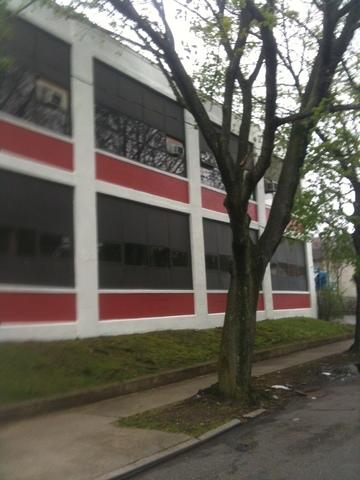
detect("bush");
top-left (343, 296), bottom-right (356, 315)
top-left (318, 287), bottom-right (345, 320)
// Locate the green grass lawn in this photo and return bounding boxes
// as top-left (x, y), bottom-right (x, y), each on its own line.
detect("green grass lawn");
top-left (0, 317), bottom-right (353, 406)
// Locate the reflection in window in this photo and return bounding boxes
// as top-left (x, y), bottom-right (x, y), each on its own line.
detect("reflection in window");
top-left (95, 105), bottom-right (186, 177)
top-left (219, 254), bottom-right (232, 272)
top-left (97, 195), bottom-right (192, 289)
top-left (1, 17), bottom-right (71, 135)
top-left (203, 218), bottom-right (259, 290)
top-left (171, 250), bottom-right (189, 267)
top-left (206, 254), bottom-right (219, 270)
top-left (17, 228), bottom-right (36, 256)
top-left (0, 170), bottom-right (74, 286)
top-left (200, 131), bottom-right (255, 200)
top-left (0, 66), bottom-right (71, 135)
top-left (99, 242), bottom-right (123, 262)
top-left (200, 151), bottom-right (225, 190)
top-left (125, 243), bottom-right (148, 266)
top-left (0, 226), bottom-right (12, 254)
top-left (149, 246), bottom-right (170, 267)
top-left (39, 233), bottom-right (71, 258)
top-left (0, 228), bottom-right (72, 259)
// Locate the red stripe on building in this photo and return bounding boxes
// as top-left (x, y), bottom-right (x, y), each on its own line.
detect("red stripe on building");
top-left (201, 187), bottom-right (258, 221)
top-left (99, 292), bottom-right (194, 320)
top-left (0, 120), bottom-right (73, 170)
top-left (207, 292), bottom-right (264, 314)
top-left (273, 293), bottom-right (311, 310)
top-left (0, 293), bottom-right (76, 323)
top-left (96, 153), bottom-right (189, 203)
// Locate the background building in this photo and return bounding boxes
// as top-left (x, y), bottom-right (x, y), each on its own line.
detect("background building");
top-left (0, 3), bottom-right (317, 341)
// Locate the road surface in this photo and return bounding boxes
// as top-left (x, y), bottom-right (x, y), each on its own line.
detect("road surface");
top-left (133, 374), bottom-right (360, 480)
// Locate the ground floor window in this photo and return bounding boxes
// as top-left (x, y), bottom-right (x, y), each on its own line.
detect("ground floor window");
top-left (203, 219), bottom-right (258, 290)
top-left (97, 194), bottom-right (192, 289)
top-left (270, 237), bottom-right (308, 291)
top-left (0, 169), bottom-right (74, 286)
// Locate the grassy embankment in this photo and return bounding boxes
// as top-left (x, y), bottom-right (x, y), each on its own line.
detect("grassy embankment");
top-left (0, 317), bottom-right (352, 405)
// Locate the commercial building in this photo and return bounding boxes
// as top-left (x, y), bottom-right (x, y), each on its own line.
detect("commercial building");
top-left (0, 3), bottom-right (317, 341)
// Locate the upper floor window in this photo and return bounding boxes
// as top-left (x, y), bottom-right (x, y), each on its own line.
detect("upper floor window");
top-left (94, 61), bottom-right (186, 177)
top-left (200, 130), bottom-right (255, 197)
top-left (0, 18), bottom-right (71, 135)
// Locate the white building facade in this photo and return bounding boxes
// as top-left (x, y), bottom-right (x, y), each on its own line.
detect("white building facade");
top-left (0, 3), bottom-right (317, 342)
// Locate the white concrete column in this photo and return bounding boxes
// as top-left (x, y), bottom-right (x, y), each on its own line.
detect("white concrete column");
top-left (185, 111), bottom-right (208, 327)
top-left (256, 177), bottom-right (274, 319)
top-left (71, 29), bottom-right (99, 337)
top-left (305, 241), bottom-right (318, 318)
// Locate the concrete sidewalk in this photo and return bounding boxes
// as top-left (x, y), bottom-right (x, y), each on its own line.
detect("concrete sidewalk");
top-left (0, 339), bottom-right (352, 480)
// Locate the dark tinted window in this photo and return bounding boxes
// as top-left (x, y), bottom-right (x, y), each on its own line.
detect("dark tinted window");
top-left (271, 238), bottom-right (308, 291)
top-left (203, 219), bottom-right (258, 290)
top-left (94, 61), bottom-right (186, 177)
top-left (97, 194), bottom-right (192, 289)
top-left (0, 18), bottom-right (71, 135)
top-left (0, 169), bottom-right (74, 286)
top-left (203, 219), bottom-right (232, 290)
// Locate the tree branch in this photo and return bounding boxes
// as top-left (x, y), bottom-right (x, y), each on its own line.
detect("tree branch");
top-left (109, 0), bottom-right (234, 189)
top-left (246, 0), bottom-right (278, 189)
top-left (276, 102), bottom-right (360, 126)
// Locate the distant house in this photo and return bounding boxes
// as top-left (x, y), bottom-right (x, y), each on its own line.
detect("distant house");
top-left (312, 237), bottom-right (355, 309)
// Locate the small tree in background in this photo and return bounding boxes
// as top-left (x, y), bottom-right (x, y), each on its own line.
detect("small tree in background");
top-left (294, 103), bottom-right (360, 350)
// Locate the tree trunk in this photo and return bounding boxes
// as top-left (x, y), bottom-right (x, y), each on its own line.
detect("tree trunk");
top-left (218, 212), bottom-right (261, 400)
top-left (349, 184), bottom-right (360, 353)
top-left (349, 272), bottom-right (360, 353)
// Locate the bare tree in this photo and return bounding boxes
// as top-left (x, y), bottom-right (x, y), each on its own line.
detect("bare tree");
top-left (52, 0), bottom-right (360, 399)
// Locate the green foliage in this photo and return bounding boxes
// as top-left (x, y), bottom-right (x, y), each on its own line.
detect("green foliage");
top-left (0, 317), bottom-right (352, 405)
top-left (318, 286), bottom-right (345, 321)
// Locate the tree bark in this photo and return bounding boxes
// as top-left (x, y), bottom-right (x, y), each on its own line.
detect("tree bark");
top-left (350, 185), bottom-right (360, 353)
top-left (218, 204), bottom-right (262, 400)
top-left (349, 272), bottom-right (360, 353)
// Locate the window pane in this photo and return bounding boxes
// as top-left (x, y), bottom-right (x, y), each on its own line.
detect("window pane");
top-left (0, 169), bottom-right (74, 286)
top-left (199, 130), bottom-right (256, 199)
top-left (39, 233), bottom-right (72, 258)
top-left (206, 254), bottom-right (218, 270)
top-left (125, 243), bottom-right (148, 266)
top-left (1, 19), bottom-right (71, 135)
top-left (97, 194), bottom-right (192, 289)
top-left (17, 228), bottom-right (36, 257)
top-left (95, 105), bottom-right (186, 177)
top-left (171, 250), bottom-right (189, 267)
top-left (94, 61), bottom-right (186, 177)
top-left (149, 246), bottom-right (170, 267)
top-left (219, 254), bottom-right (232, 272)
top-left (99, 242), bottom-right (122, 262)
top-left (0, 226), bottom-right (12, 254)
top-left (270, 238), bottom-right (308, 291)
top-left (200, 151), bottom-right (224, 191)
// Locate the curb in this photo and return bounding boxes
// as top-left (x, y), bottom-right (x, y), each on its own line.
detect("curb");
top-left (0, 333), bottom-right (352, 424)
top-left (94, 419), bottom-right (242, 480)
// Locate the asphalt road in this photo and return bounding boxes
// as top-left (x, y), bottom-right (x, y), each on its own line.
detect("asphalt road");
top-left (132, 375), bottom-right (360, 480)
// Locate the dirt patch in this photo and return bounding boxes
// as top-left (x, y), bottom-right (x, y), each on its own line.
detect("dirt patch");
top-left (118, 351), bottom-right (360, 437)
